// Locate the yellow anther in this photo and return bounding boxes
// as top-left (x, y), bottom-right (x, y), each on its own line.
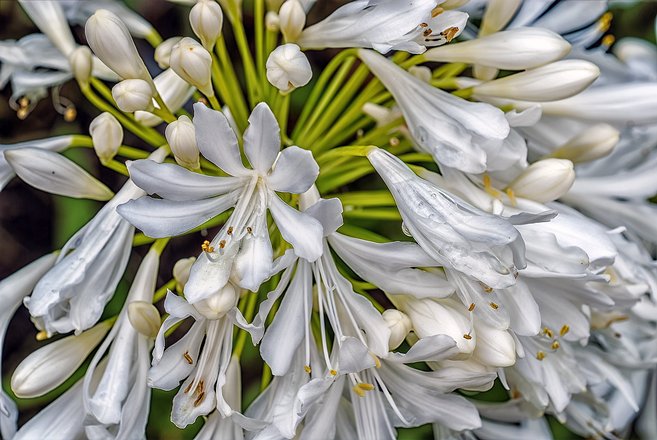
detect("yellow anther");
top-left (246, 226), bottom-right (253, 234)
top-left (560, 325), bottom-right (570, 337)
top-left (184, 382), bottom-right (193, 394)
top-left (468, 303), bottom-right (475, 312)
top-left (489, 302), bottom-right (499, 310)
top-left (64, 107), bottom-right (77, 122)
top-left (599, 12), bottom-right (613, 31)
top-left (201, 240), bottom-right (214, 253)
top-left (329, 369), bottom-right (338, 376)
top-left (419, 22), bottom-right (429, 28)
top-left (36, 330), bottom-right (48, 341)
top-left (227, 226), bottom-right (234, 235)
top-left (371, 353), bottom-right (382, 369)
top-left (17, 107), bottom-right (29, 120)
top-left (463, 333), bottom-right (472, 340)
top-left (193, 391), bottom-right (206, 407)
top-left (183, 351), bottom-right (193, 365)
top-left (551, 341), bottom-right (560, 350)
top-left (352, 385), bottom-right (366, 398)
top-left (479, 281), bottom-right (493, 293)
top-left (423, 28), bottom-right (433, 37)
top-left (536, 351), bottom-right (546, 361)
top-left (543, 327), bottom-right (554, 338)
top-left (304, 365), bottom-right (311, 374)
top-left (482, 174), bottom-right (501, 198)
top-left (442, 27), bottom-right (460, 43)
top-left (505, 188), bottom-right (517, 207)
top-left (602, 34), bottom-right (615, 47)
top-left (357, 383), bottom-right (375, 391)
top-left (219, 240), bottom-right (226, 249)
top-left (431, 6), bottom-right (444, 17)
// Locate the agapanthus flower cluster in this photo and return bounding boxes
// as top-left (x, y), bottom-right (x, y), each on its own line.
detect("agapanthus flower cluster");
top-left (1, 0), bottom-right (656, 438)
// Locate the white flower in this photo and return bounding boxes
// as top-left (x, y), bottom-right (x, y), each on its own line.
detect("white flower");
top-left (111, 78), bottom-right (154, 112)
top-left (471, 60), bottom-right (600, 102)
top-left (297, 0), bottom-right (468, 54)
top-left (190, 0), bottom-right (224, 51)
top-left (266, 44), bottom-right (312, 93)
top-left (424, 27), bottom-right (571, 69)
top-left (4, 148), bottom-right (114, 201)
top-left (0, 253), bottom-right (57, 439)
top-left (83, 248), bottom-right (161, 439)
top-left (11, 322), bottom-right (110, 398)
top-left (0, 135), bottom-right (74, 191)
top-left (24, 148), bottom-right (168, 336)
top-left (134, 68), bottom-right (195, 127)
top-left (69, 46), bottom-right (93, 85)
top-left (166, 115), bottom-right (200, 170)
top-left (278, 0), bottom-right (305, 42)
top-left (89, 112), bottom-right (123, 164)
top-left (359, 49), bottom-right (512, 174)
top-left (367, 147), bottom-right (526, 289)
top-left (170, 37), bottom-right (214, 96)
top-left (118, 103), bottom-right (323, 299)
top-left (85, 9), bottom-right (154, 86)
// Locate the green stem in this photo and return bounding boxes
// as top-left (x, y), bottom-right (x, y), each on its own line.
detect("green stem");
top-left (153, 279), bottom-right (177, 303)
top-left (102, 159), bottom-right (129, 176)
top-left (229, 16), bottom-right (262, 105)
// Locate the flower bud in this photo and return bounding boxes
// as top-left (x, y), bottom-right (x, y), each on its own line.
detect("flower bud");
top-left (409, 66), bottom-right (432, 83)
top-left (155, 37), bottom-right (183, 69)
top-left (190, 0), bottom-right (224, 51)
top-left (382, 309), bottom-right (412, 350)
top-left (266, 44), bottom-right (312, 93)
top-left (509, 158), bottom-right (575, 203)
top-left (69, 46), bottom-right (93, 85)
top-left (471, 321), bottom-right (516, 368)
top-left (479, 0), bottom-right (521, 37)
top-left (128, 301), bottom-right (161, 338)
top-left (173, 257), bottom-right (196, 292)
top-left (112, 79), bottom-right (154, 112)
top-left (170, 37), bottom-right (214, 96)
top-left (472, 60), bottom-right (600, 102)
top-left (135, 68), bottom-right (195, 127)
top-left (548, 123), bottom-right (619, 164)
top-left (85, 9), bottom-right (153, 85)
top-left (166, 115), bottom-right (200, 170)
top-left (194, 283), bottom-right (238, 320)
top-left (279, 0), bottom-right (305, 42)
top-left (266, 11), bottom-right (280, 32)
top-left (424, 27), bottom-right (571, 70)
top-left (400, 297), bottom-right (474, 355)
top-left (11, 321), bottom-right (111, 398)
top-left (89, 112), bottom-right (123, 164)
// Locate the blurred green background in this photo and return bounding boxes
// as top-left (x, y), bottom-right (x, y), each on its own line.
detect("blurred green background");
top-left (0, 1), bottom-right (656, 438)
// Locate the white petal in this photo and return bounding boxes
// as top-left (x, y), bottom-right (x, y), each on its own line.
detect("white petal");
top-left (243, 102), bottom-right (281, 173)
top-left (337, 337), bottom-right (376, 373)
top-left (5, 148), bottom-right (113, 201)
top-left (304, 197), bottom-right (344, 236)
top-left (386, 335), bottom-right (458, 364)
top-left (233, 212), bottom-right (273, 292)
top-left (266, 146), bottom-right (319, 194)
top-left (117, 191), bottom-right (239, 238)
top-left (193, 102), bottom-right (248, 176)
top-left (128, 159), bottom-right (244, 201)
top-left (268, 193), bottom-right (324, 262)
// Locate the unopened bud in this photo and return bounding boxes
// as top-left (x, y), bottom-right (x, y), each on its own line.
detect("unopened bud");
top-left (11, 322), bottom-right (110, 398)
top-left (128, 301), bottom-right (161, 338)
top-left (112, 79), bottom-right (154, 112)
top-left (190, 0), bottom-right (224, 51)
top-left (471, 321), bottom-right (516, 368)
top-left (85, 9), bottom-right (153, 85)
top-left (424, 27), bottom-right (571, 70)
top-left (549, 123), bottom-right (619, 163)
top-left (170, 37), bottom-right (214, 96)
top-left (155, 37), bottom-right (183, 69)
top-left (266, 44), bottom-right (312, 93)
top-left (173, 257), bottom-right (196, 291)
top-left (89, 112), bottom-right (123, 164)
top-left (266, 11), bottom-right (280, 32)
top-left (408, 66), bottom-right (432, 83)
top-left (382, 309), bottom-right (412, 350)
top-left (69, 46), bottom-right (93, 85)
top-left (194, 283), bottom-right (238, 320)
top-left (472, 60), bottom-right (600, 102)
top-left (279, 0), bottom-right (305, 42)
top-left (509, 158), bottom-right (575, 203)
top-left (166, 115), bottom-right (200, 170)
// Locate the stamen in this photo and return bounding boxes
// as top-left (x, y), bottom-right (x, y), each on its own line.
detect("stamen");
top-left (468, 303), bottom-right (475, 312)
top-left (560, 325), bottom-right (570, 336)
top-left (505, 188), bottom-right (517, 207)
top-left (543, 327), bottom-right (554, 338)
top-left (536, 351), bottom-right (546, 361)
top-left (431, 6), bottom-right (444, 17)
top-left (201, 240), bottom-right (214, 253)
top-left (219, 240), bottom-right (226, 249)
top-left (36, 331), bottom-right (48, 341)
top-left (479, 282), bottom-right (493, 293)
top-left (183, 351), bottom-right (193, 364)
top-left (551, 341), bottom-right (560, 350)
top-left (304, 365), bottom-right (312, 374)
top-left (419, 22), bottom-right (428, 28)
top-left (352, 385), bottom-right (366, 397)
top-left (193, 391), bottom-right (206, 407)
top-left (423, 28), bottom-right (433, 37)
top-left (442, 27), bottom-right (459, 42)
top-left (483, 174), bottom-right (501, 198)
top-left (227, 226), bottom-right (234, 235)
top-left (489, 302), bottom-right (499, 310)
top-left (370, 354), bottom-right (382, 369)
top-left (602, 34), bottom-right (615, 47)
top-left (184, 382), bottom-right (193, 394)
top-left (463, 333), bottom-right (472, 340)
top-left (330, 369), bottom-right (338, 376)
top-left (246, 226), bottom-right (253, 234)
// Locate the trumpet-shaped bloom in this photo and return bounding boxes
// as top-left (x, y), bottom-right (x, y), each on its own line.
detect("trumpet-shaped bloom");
top-left (368, 148), bottom-right (526, 289)
top-left (25, 148), bottom-right (167, 336)
top-left (118, 103), bottom-right (323, 300)
top-left (297, 0), bottom-right (468, 54)
top-left (359, 49), bottom-right (512, 174)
